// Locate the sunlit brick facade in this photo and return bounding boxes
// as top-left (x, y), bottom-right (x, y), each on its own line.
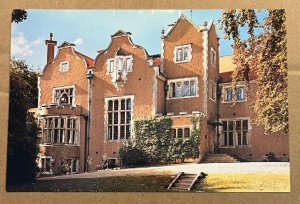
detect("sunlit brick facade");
top-left (36, 15), bottom-right (288, 175)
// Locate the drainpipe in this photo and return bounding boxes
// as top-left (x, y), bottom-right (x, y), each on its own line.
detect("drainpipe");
top-left (216, 76), bottom-right (221, 153)
top-left (85, 69), bottom-right (94, 172)
top-left (163, 83), bottom-right (169, 115)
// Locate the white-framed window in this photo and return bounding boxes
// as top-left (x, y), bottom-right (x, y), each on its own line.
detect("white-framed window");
top-left (172, 127), bottom-right (191, 139)
top-left (66, 158), bottom-right (79, 174)
top-left (53, 85), bottom-right (75, 106)
top-left (209, 81), bottom-right (217, 102)
top-left (59, 61), bottom-right (70, 72)
top-left (174, 44), bottom-right (192, 63)
top-left (107, 55), bottom-right (133, 74)
top-left (40, 156), bottom-right (53, 174)
top-left (221, 119), bottom-right (249, 147)
top-left (224, 87), bottom-right (233, 102)
top-left (41, 116), bottom-right (79, 145)
top-left (210, 47), bottom-right (216, 67)
top-left (168, 77), bottom-right (198, 99)
top-left (106, 96), bottom-right (133, 141)
top-left (222, 85), bottom-right (245, 103)
top-left (237, 87), bottom-right (244, 100)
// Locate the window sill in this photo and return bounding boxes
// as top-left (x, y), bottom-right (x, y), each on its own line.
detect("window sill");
top-left (221, 100), bottom-right (246, 104)
top-left (167, 95), bottom-right (199, 100)
top-left (40, 143), bottom-right (80, 147)
top-left (105, 139), bottom-right (131, 143)
top-left (174, 59), bottom-right (191, 64)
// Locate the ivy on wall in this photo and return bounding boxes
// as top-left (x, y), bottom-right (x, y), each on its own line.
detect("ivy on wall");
top-left (119, 115), bottom-right (203, 167)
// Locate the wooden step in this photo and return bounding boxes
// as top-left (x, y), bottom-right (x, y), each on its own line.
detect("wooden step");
top-left (171, 187), bottom-right (188, 191)
top-left (168, 172), bottom-right (208, 191)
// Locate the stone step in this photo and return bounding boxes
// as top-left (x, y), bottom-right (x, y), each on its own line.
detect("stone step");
top-left (202, 154), bottom-right (240, 163)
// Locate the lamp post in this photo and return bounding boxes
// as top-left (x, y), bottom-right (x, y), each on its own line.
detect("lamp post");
top-left (85, 69), bottom-right (94, 172)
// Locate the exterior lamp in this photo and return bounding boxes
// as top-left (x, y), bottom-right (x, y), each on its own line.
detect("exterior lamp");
top-left (86, 69), bottom-right (94, 79)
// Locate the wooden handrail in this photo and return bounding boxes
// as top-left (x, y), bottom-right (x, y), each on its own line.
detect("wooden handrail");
top-left (187, 172), bottom-right (207, 191)
top-left (167, 172), bottom-right (184, 189)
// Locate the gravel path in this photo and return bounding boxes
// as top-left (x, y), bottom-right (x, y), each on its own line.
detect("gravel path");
top-left (39, 162), bottom-right (290, 180)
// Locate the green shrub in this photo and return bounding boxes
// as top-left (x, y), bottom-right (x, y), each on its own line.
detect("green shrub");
top-left (119, 142), bottom-right (148, 166)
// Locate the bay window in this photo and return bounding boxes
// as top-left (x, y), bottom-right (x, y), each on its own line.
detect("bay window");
top-left (41, 116), bottom-right (79, 145)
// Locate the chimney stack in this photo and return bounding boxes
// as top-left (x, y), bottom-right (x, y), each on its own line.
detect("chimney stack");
top-left (45, 33), bottom-right (57, 64)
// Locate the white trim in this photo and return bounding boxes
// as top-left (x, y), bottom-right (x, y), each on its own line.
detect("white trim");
top-left (52, 85), bottom-right (76, 106)
top-left (40, 115), bottom-right (80, 146)
top-left (207, 19), bottom-right (214, 31)
top-left (221, 84), bottom-right (247, 103)
top-left (210, 47), bottom-right (216, 67)
top-left (166, 76), bottom-right (199, 100)
top-left (202, 30), bottom-right (208, 117)
top-left (218, 117), bottom-right (251, 148)
top-left (59, 61), bottom-right (70, 72)
top-left (173, 44), bottom-right (192, 63)
top-left (38, 76), bottom-right (41, 108)
top-left (152, 67), bottom-right (159, 115)
top-left (209, 80), bottom-right (217, 102)
top-left (40, 156), bottom-right (53, 174)
top-left (172, 126), bottom-right (192, 140)
top-left (161, 34), bottom-right (165, 72)
top-left (104, 95), bottom-right (134, 142)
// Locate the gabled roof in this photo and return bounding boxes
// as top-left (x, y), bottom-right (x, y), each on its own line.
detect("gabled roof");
top-left (111, 30), bottom-right (132, 37)
top-left (58, 41), bottom-right (75, 48)
top-left (75, 51), bottom-right (95, 67)
top-left (165, 14), bottom-right (212, 37)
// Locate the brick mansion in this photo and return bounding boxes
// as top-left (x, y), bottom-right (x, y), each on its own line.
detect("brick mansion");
top-left (36, 15), bottom-right (288, 174)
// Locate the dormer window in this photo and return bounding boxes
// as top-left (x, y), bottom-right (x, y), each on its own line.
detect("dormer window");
top-left (53, 85), bottom-right (75, 106)
top-left (107, 55), bottom-right (133, 74)
top-left (174, 44), bottom-right (192, 63)
top-left (59, 61), bottom-right (70, 72)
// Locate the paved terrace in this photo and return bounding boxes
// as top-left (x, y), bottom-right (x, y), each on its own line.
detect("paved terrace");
top-left (39, 162), bottom-right (290, 180)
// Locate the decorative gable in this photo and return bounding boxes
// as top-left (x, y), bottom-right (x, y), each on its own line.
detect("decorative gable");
top-left (106, 48), bottom-right (134, 90)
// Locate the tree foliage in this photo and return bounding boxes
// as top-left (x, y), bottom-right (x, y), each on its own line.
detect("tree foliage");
top-left (12, 9), bottom-right (28, 23)
top-left (7, 58), bottom-right (39, 184)
top-left (219, 9), bottom-right (288, 134)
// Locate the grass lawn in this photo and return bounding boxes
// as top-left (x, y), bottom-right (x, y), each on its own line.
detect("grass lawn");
top-left (7, 175), bottom-right (174, 192)
top-left (7, 173), bottom-right (290, 192)
top-left (195, 173), bottom-right (290, 192)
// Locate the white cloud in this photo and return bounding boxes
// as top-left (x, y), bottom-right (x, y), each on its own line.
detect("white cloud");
top-left (11, 32), bottom-right (33, 57)
top-left (33, 38), bottom-right (43, 45)
top-left (73, 38), bottom-right (83, 45)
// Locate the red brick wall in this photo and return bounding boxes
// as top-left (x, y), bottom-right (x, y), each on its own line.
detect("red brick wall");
top-left (88, 33), bottom-right (156, 170)
top-left (163, 17), bottom-right (204, 114)
top-left (218, 81), bottom-right (289, 160)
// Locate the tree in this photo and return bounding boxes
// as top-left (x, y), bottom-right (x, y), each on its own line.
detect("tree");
top-left (12, 9), bottom-right (27, 23)
top-left (6, 58), bottom-right (39, 184)
top-left (219, 9), bottom-right (288, 134)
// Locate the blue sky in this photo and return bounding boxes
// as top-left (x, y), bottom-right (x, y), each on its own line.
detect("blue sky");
top-left (11, 10), bottom-right (236, 70)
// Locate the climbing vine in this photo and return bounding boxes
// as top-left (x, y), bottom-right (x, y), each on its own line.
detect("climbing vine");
top-left (119, 114), bottom-right (204, 166)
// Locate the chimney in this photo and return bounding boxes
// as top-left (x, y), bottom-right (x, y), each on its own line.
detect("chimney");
top-left (45, 33), bottom-right (57, 64)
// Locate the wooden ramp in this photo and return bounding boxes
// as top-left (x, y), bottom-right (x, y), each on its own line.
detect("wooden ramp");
top-left (167, 172), bottom-right (207, 191)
